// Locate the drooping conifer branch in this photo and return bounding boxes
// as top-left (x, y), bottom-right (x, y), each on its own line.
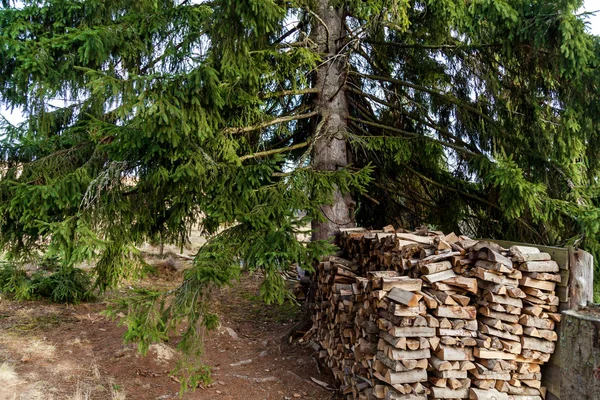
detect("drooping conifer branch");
top-left (239, 141), bottom-right (309, 161)
top-left (399, 164), bottom-right (546, 242)
top-left (261, 88), bottom-right (320, 98)
top-left (346, 86), bottom-right (483, 154)
top-left (363, 40), bottom-right (501, 51)
top-left (223, 111), bottom-right (318, 134)
top-left (348, 116), bottom-right (477, 156)
top-left (350, 71), bottom-right (505, 133)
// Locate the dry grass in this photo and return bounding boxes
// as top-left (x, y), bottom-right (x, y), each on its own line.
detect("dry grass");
top-left (70, 382), bottom-right (92, 400)
top-left (108, 379), bottom-right (127, 400)
top-left (90, 360), bottom-right (101, 381)
top-left (149, 343), bottom-right (176, 364)
top-left (0, 362), bottom-right (22, 400)
top-left (111, 389), bottom-right (127, 400)
top-left (25, 339), bottom-right (56, 359)
top-left (0, 362), bottom-right (18, 384)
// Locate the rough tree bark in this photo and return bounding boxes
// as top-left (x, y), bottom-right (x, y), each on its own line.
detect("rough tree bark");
top-left (559, 308), bottom-right (600, 399)
top-left (311, 0), bottom-right (356, 242)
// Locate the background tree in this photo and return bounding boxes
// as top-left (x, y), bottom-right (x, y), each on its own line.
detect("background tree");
top-left (1, 0), bottom-right (599, 386)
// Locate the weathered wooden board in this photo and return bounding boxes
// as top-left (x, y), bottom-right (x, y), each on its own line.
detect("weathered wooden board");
top-left (542, 361), bottom-right (562, 398)
top-left (556, 286), bottom-right (569, 303)
top-left (567, 248), bottom-right (594, 309)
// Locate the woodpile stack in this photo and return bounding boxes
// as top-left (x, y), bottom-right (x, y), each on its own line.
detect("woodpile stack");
top-left (509, 246), bottom-right (560, 400)
top-left (408, 234), bottom-right (477, 400)
top-left (456, 242), bottom-right (559, 400)
top-left (303, 227), bottom-right (563, 400)
top-left (370, 271), bottom-right (430, 399)
top-left (312, 256), bottom-right (362, 393)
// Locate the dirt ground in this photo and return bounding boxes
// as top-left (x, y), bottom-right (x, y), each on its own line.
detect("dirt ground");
top-left (0, 249), bottom-right (334, 400)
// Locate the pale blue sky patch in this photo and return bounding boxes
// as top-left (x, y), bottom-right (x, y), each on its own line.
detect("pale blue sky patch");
top-left (583, 0), bottom-right (600, 34)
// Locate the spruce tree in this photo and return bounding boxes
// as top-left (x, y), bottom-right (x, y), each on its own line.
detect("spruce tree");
top-left (1, 0), bottom-right (599, 386)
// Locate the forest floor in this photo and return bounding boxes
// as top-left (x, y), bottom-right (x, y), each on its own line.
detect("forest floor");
top-left (0, 241), bottom-right (334, 400)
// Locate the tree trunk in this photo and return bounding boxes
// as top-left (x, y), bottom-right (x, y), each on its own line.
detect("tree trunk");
top-left (311, 0), bottom-right (355, 242)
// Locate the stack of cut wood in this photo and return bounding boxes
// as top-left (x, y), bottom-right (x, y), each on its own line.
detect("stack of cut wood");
top-left (351, 275), bottom-right (379, 399)
top-left (338, 228), bottom-right (380, 273)
top-left (311, 255), bottom-right (363, 395)
top-left (465, 244), bottom-right (559, 399)
top-left (370, 271), bottom-right (432, 400)
top-left (465, 243), bottom-right (526, 399)
top-left (303, 227), bottom-right (562, 400)
top-left (418, 253), bottom-right (479, 399)
top-left (510, 245), bottom-right (560, 400)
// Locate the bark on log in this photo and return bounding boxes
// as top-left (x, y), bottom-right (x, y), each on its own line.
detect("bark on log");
top-left (559, 308), bottom-right (600, 399)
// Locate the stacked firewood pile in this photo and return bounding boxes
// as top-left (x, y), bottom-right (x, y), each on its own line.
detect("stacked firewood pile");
top-left (303, 227), bottom-right (561, 400)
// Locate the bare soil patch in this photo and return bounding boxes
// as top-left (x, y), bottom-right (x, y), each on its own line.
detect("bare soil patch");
top-left (0, 254), bottom-right (333, 400)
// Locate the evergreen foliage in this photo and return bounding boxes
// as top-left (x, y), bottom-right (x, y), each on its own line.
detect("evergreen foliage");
top-left (0, 261), bottom-right (35, 300)
top-left (0, 261), bottom-right (92, 302)
top-left (1, 0), bottom-right (599, 387)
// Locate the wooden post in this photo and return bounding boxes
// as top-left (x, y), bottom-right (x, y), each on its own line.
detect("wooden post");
top-left (567, 248), bottom-right (594, 310)
top-left (559, 308), bottom-right (600, 399)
